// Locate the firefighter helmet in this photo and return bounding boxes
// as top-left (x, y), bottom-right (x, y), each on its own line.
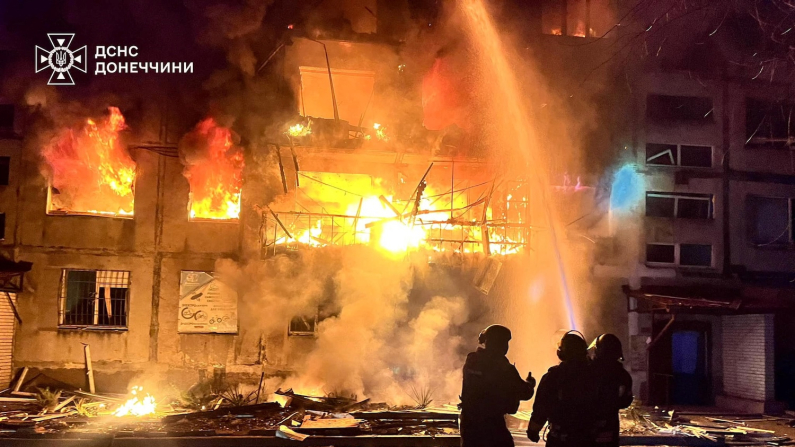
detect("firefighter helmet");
top-left (478, 324), bottom-right (512, 345)
top-left (591, 333), bottom-right (624, 362)
top-left (557, 331), bottom-right (588, 361)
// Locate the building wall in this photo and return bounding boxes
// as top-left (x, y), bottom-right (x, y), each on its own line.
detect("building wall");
top-left (722, 314), bottom-right (775, 401)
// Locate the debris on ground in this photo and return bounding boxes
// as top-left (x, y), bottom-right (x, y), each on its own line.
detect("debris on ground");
top-left (0, 371), bottom-right (792, 446)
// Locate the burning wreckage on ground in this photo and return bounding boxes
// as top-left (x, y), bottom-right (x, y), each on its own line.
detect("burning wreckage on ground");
top-left (2, 0), bottom-right (795, 445)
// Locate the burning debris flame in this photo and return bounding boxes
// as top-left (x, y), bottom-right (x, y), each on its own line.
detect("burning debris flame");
top-left (287, 122), bottom-right (311, 137)
top-left (113, 386), bottom-right (156, 417)
top-left (42, 106), bottom-right (136, 217)
top-left (268, 172), bottom-right (527, 255)
top-left (373, 123), bottom-right (388, 142)
top-left (181, 118), bottom-right (245, 220)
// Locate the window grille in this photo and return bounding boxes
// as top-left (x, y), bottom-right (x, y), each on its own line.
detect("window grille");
top-left (58, 269), bottom-right (129, 328)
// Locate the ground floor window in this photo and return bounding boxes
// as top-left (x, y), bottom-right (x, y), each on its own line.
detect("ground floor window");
top-left (58, 269), bottom-right (129, 328)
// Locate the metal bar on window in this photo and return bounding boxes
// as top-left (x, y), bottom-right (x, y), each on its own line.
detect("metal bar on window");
top-left (58, 269), bottom-right (130, 329)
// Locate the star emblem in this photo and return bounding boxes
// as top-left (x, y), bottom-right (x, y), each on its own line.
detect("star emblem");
top-left (35, 33), bottom-right (87, 86)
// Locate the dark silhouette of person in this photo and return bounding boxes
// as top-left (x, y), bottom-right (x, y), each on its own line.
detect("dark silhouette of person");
top-left (459, 324), bottom-right (536, 447)
top-left (590, 334), bottom-right (633, 447)
top-left (527, 331), bottom-right (594, 446)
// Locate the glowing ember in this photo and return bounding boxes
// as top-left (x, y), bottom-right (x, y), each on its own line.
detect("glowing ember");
top-left (113, 386), bottom-right (156, 417)
top-left (43, 107), bottom-right (135, 217)
top-left (373, 123), bottom-right (389, 141)
top-left (181, 118), bottom-right (244, 220)
top-left (287, 123), bottom-right (311, 137)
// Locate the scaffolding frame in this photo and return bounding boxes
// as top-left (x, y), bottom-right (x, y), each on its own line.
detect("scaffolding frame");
top-left (260, 162), bottom-right (532, 257)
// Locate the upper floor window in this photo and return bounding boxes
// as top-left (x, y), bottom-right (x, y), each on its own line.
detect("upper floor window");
top-left (298, 66), bottom-right (375, 126)
top-left (646, 143), bottom-right (712, 168)
top-left (646, 192), bottom-right (713, 219)
top-left (747, 196), bottom-right (793, 246)
top-left (646, 243), bottom-right (712, 267)
top-left (58, 269), bottom-right (129, 328)
top-left (646, 95), bottom-right (713, 123)
top-left (746, 98), bottom-right (794, 148)
top-left (0, 157), bottom-right (10, 186)
top-left (289, 312), bottom-right (318, 336)
top-left (0, 105), bottom-right (13, 132)
top-left (541, 0), bottom-right (614, 37)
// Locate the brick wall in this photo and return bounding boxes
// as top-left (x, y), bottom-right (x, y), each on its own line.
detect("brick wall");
top-left (722, 314), bottom-right (775, 401)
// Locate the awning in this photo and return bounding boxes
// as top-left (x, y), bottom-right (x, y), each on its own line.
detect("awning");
top-left (623, 284), bottom-right (795, 314)
top-left (0, 258), bottom-right (32, 293)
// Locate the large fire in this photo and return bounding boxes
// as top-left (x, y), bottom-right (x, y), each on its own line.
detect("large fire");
top-left (113, 386), bottom-right (157, 417)
top-left (182, 118), bottom-right (245, 220)
top-left (43, 107), bottom-right (136, 217)
top-left (265, 171), bottom-right (528, 256)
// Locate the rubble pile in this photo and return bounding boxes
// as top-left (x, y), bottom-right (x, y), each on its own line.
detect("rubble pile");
top-left (0, 369), bottom-right (793, 446)
top-left (618, 405), bottom-right (795, 446)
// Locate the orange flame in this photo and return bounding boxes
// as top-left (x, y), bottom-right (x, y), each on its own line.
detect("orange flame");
top-left (182, 118), bottom-right (244, 220)
top-left (43, 107), bottom-right (135, 217)
top-left (268, 172), bottom-right (528, 255)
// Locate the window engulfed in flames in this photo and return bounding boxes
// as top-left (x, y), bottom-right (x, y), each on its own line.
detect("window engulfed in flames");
top-left (43, 107), bottom-right (136, 217)
top-left (182, 118), bottom-right (245, 220)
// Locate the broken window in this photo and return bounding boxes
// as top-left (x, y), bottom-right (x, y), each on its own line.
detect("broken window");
top-left (679, 146), bottom-right (712, 167)
top-left (58, 270), bottom-right (129, 328)
top-left (288, 313), bottom-right (318, 336)
top-left (679, 244), bottom-right (712, 267)
top-left (646, 244), bottom-right (675, 264)
top-left (748, 196), bottom-right (792, 246)
top-left (646, 243), bottom-right (712, 266)
top-left (746, 98), bottom-right (795, 148)
top-left (541, 0), bottom-right (613, 37)
top-left (646, 95), bottom-right (713, 123)
top-left (646, 143), bottom-right (712, 168)
top-left (646, 194), bottom-right (676, 217)
top-left (646, 143), bottom-right (676, 166)
top-left (298, 67), bottom-right (376, 126)
top-left (646, 193), bottom-right (713, 219)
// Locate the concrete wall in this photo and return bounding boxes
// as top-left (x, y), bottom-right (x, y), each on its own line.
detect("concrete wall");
top-left (636, 72), bottom-right (725, 274)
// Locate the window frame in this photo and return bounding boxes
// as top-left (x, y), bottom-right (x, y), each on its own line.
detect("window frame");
top-left (747, 196), bottom-right (794, 247)
top-left (645, 243), bottom-right (714, 268)
top-left (57, 269), bottom-right (130, 330)
top-left (646, 192), bottom-right (714, 219)
top-left (745, 97), bottom-right (795, 148)
top-left (540, 0), bottom-right (612, 38)
top-left (646, 94), bottom-right (714, 123)
top-left (646, 143), bottom-right (713, 168)
top-left (288, 312), bottom-right (319, 337)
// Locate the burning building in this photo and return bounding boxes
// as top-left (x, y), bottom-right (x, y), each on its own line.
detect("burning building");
top-left (0, 0), bottom-right (791, 416)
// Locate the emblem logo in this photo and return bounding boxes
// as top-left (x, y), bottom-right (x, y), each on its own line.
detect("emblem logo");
top-left (35, 34), bottom-right (87, 86)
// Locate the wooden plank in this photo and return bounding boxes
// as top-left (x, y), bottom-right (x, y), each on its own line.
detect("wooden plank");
top-left (301, 418), bottom-right (363, 428)
top-left (83, 344), bottom-right (95, 393)
top-left (350, 411), bottom-right (459, 421)
top-left (110, 435), bottom-right (462, 446)
top-left (12, 367), bottom-right (27, 393)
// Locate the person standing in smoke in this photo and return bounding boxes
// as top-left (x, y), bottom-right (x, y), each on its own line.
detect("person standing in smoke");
top-left (459, 324), bottom-right (536, 447)
top-left (590, 334), bottom-right (633, 447)
top-left (527, 331), bottom-right (594, 446)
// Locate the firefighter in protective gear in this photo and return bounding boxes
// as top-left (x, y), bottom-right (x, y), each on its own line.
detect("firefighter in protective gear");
top-left (590, 334), bottom-right (633, 447)
top-left (527, 332), bottom-right (595, 446)
top-left (459, 325), bottom-right (536, 447)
